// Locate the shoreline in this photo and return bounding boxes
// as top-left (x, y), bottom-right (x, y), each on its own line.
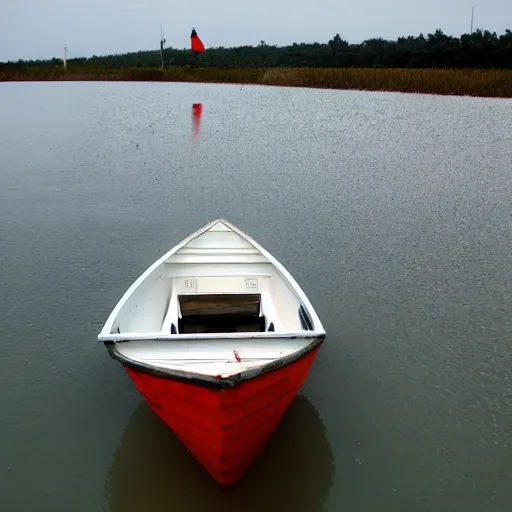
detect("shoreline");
top-left (1, 66), bottom-right (512, 98)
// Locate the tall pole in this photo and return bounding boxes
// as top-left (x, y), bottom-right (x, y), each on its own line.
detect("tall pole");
top-left (470, 7), bottom-right (474, 34)
top-left (64, 45), bottom-right (68, 70)
top-left (160, 21), bottom-right (164, 69)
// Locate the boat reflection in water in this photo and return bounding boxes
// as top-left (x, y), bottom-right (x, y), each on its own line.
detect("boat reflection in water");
top-left (192, 103), bottom-right (203, 139)
top-left (105, 393), bottom-right (334, 512)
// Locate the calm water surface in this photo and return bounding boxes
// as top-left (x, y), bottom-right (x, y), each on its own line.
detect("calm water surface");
top-left (1, 82), bottom-right (511, 511)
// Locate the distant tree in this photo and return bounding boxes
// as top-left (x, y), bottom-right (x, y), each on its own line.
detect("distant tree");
top-left (3, 28), bottom-right (511, 70)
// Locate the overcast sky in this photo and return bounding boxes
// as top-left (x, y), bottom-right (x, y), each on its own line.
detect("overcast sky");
top-left (0, 0), bottom-right (510, 61)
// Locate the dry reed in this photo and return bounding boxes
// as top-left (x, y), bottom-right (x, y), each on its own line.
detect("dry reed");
top-left (1, 66), bottom-right (511, 98)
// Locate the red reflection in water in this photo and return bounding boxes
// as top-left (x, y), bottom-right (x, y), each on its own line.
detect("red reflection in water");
top-left (192, 103), bottom-right (203, 139)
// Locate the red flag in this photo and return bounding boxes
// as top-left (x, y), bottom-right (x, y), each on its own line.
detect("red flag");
top-left (191, 28), bottom-right (205, 53)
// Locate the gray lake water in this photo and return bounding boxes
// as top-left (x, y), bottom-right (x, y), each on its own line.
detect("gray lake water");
top-left (1, 81), bottom-right (511, 512)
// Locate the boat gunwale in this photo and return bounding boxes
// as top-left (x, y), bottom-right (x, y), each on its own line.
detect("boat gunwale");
top-left (105, 335), bottom-right (324, 389)
top-left (98, 218), bottom-right (326, 342)
top-left (98, 330), bottom-right (325, 343)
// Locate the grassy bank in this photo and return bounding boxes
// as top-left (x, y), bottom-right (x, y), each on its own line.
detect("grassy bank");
top-left (1, 65), bottom-right (512, 98)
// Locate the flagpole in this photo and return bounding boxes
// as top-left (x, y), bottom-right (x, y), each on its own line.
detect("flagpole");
top-left (160, 21), bottom-right (164, 69)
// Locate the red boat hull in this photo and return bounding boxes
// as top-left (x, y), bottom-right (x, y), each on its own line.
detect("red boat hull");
top-left (124, 346), bottom-right (320, 485)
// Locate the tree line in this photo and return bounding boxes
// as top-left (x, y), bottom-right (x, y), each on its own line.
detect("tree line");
top-left (2, 28), bottom-right (512, 70)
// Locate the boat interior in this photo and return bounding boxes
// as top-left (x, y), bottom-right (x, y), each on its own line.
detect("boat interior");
top-left (108, 225), bottom-right (316, 336)
top-left (111, 271), bottom-right (314, 336)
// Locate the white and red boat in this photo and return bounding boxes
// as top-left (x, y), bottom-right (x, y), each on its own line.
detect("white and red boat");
top-left (98, 219), bottom-right (326, 485)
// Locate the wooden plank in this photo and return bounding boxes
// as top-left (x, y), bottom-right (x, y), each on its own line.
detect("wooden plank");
top-left (179, 294), bottom-right (261, 316)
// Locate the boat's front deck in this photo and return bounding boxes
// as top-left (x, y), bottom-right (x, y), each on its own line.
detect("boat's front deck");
top-left (113, 336), bottom-right (320, 380)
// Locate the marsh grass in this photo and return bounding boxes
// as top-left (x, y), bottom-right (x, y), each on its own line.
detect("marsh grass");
top-left (1, 65), bottom-right (511, 98)
top-left (260, 67), bottom-right (512, 97)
